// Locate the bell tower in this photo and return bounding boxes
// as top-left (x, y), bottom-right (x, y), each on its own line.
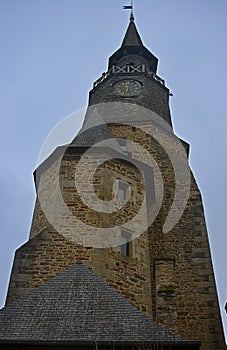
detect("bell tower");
top-left (89, 14), bottom-right (172, 125)
top-left (0, 12), bottom-right (226, 350)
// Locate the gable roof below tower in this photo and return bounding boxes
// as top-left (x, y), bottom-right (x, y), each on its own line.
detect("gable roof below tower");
top-left (0, 263), bottom-right (200, 348)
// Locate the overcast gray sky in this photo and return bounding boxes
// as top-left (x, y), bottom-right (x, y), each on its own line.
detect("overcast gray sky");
top-left (0, 0), bottom-right (227, 341)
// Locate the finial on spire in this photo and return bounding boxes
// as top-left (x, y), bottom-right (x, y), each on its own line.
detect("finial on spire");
top-left (123, 0), bottom-right (134, 21)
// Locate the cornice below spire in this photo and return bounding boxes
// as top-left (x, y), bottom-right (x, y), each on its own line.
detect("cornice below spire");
top-left (121, 19), bottom-right (143, 47)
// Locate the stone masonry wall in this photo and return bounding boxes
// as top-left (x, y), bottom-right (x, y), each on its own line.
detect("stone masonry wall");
top-left (108, 123), bottom-right (226, 350)
top-left (89, 73), bottom-right (172, 125)
top-left (7, 148), bottom-right (152, 316)
top-left (6, 120), bottom-right (226, 350)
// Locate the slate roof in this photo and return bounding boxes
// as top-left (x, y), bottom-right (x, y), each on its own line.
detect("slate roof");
top-left (108, 16), bottom-right (158, 73)
top-left (0, 264), bottom-right (200, 347)
top-left (70, 106), bottom-right (125, 155)
top-left (121, 17), bottom-right (143, 47)
top-left (71, 123), bottom-right (113, 146)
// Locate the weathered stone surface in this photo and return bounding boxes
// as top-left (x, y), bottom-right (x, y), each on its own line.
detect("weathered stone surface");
top-left (4, 17), bottom-right (226, 350)
top-left (7, 125), bottom-right (226, 349)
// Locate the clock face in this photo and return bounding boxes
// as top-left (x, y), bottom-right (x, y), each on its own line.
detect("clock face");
top-left (113, 80), bottom-right (141, 97)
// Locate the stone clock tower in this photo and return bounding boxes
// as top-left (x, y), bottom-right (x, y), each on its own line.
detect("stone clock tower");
top-left (0, 14), bottom-right (226, 350)
top-left (89, 15), bottom-right (171, 126)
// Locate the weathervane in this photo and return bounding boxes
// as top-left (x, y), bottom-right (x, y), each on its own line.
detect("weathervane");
top-left (123, 0), bottom-right (134, 21)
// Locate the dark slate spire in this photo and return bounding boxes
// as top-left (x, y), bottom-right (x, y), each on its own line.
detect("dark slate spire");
top-left (121, 15), bottom-right (143, 47)
top-left (108, 16), bottom-right (158, 73)
top-left (105, 8), bottom-right (159, 73)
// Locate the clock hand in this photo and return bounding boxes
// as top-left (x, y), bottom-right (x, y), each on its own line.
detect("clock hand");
top-left (125, 82), bottom-right (129, 94)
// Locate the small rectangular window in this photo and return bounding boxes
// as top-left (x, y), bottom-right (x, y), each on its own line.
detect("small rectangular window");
top-left (118, 138), bottom-right (132, 155)
top-left (120, 230), bottom-right (132, 257)
top-left (118, 180), bottom-right (129, 200)
top-left (118, 138), bottom-right (127, 152)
